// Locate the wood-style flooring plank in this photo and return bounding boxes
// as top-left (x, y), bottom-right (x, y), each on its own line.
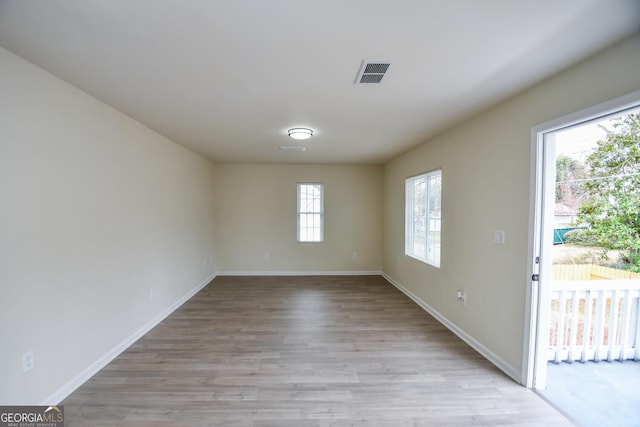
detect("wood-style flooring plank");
top-left (62, 275), bottom-right (571, 426)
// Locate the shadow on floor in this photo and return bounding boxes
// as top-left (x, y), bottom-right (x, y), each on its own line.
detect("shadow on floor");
top-left (537, 360), bottom-right (640, 427)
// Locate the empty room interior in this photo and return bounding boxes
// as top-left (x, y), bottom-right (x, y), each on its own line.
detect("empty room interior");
top-left (1, 1), bottom-right (640, 425)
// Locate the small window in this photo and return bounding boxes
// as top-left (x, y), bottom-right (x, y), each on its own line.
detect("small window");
top-left (406, 170), bottom-right (442, 267)
top-left (297, 183), bottom-right (323, 242)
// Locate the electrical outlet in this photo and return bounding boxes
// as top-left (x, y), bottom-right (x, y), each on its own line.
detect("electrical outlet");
top-left (456, 290), bottom-right (467, 306)
top-left (352, 251), bottom-right (358, 260)
top-left (22, 350), bottom-right (34, 373)
top-left (494, 229), bottom-right (506, 244)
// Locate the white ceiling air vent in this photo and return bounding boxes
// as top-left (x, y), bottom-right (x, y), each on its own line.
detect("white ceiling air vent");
top-left (355, 61), bottom-right (391, 84)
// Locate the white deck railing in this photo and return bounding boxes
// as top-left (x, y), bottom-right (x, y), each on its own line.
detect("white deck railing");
top-left (548, 279), bottom-right (640, 363)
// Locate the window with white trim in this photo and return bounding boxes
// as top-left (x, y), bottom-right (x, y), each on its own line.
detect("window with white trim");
top-left (297, 183), bottom-right (323, 242)
top-left (405, 170), bottom-right (441, 267)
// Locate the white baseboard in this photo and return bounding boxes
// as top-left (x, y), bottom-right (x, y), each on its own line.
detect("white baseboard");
top-left (42, 273), bottom-right (216, 405)
top-left (217, 270), bottom-right (382, 276)
top-left (381, 272), bottom-right (522, 384)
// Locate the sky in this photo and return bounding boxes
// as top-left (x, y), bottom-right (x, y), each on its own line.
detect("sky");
top-left (555, 106), bottom-right (640, 161)
top-left (555, 120), bottom-right (608, 161)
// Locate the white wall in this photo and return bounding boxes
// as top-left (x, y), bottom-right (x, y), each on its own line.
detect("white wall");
top-left (214, 163), bottom-right (382, 274)
top-left (0, 47), bottom-right (218, 404)
top-left (382, 33), bottom-right (640, 380)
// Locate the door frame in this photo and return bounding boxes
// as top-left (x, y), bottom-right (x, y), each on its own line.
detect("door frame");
top-left (522, 89), bottom-right (640, 388)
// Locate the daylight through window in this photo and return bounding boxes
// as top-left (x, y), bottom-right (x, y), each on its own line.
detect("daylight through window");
top-left (297, 183), bottom-right (323, 242)
top-left (406, 170), bottom-right (442, 267)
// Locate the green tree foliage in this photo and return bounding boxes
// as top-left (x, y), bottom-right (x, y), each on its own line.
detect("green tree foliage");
top-left (577, 113), bottom-right (640, 271)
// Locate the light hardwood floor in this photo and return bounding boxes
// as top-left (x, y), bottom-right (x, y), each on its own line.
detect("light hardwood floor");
top-left (62, 275), bottom-right (572, 426)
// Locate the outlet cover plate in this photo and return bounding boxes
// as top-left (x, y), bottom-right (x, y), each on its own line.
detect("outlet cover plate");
top-left (22, 350), bottom-right (34, 373)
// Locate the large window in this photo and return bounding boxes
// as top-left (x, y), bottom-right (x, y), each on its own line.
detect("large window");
top-left (406, 170), bottom-right (441, 267)
top-left (297, 183), bottom-right (323, 242)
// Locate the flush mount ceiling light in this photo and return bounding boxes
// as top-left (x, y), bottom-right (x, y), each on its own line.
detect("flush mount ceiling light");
top-left (287, 128), bottom-right (314, 140)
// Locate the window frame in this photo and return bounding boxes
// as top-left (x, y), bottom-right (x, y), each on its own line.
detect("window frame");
top-left (297, 182), bottom-right (324, 243)
top-left (405, 169), bottom-right (442, 267)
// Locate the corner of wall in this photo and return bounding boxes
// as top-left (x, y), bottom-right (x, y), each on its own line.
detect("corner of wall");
top-left (381, 272), bottom-right (523, 384)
